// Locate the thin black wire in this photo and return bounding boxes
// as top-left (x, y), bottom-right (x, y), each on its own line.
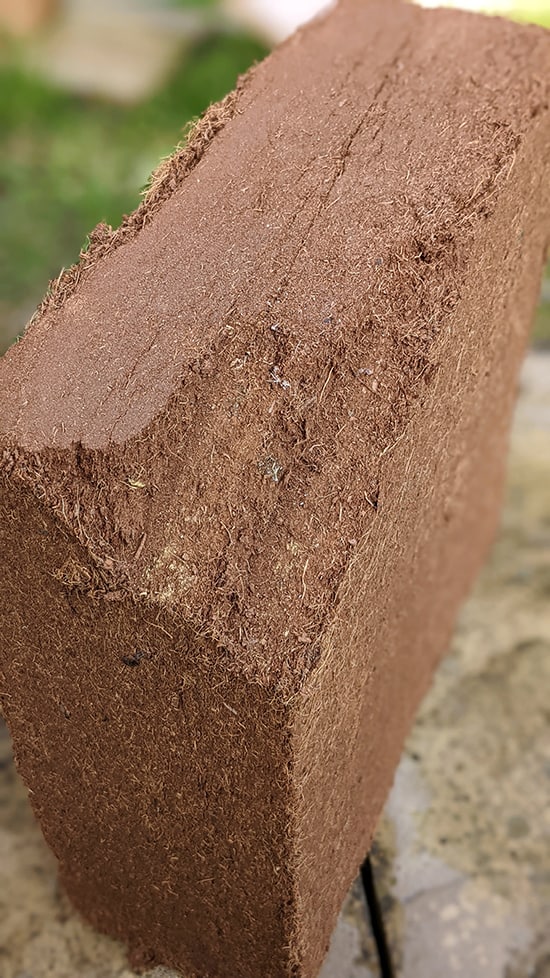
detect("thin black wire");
top-left (360, 854), bottom-right (395, 978)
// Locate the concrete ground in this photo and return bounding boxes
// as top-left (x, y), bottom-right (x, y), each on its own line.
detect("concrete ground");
top-left (1, 351), bottom-right (549, 977)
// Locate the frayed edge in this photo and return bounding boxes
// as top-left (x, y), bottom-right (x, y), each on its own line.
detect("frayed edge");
top-left (32, 78), bottom-right (250, 324)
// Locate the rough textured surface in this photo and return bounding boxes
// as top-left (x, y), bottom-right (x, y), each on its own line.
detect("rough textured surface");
top-left (1, 2), bottom-right (550, 976)
top-left (2, 351), bottom-right (550, 978)
top-left (323, 352), bottom-right (550, 978)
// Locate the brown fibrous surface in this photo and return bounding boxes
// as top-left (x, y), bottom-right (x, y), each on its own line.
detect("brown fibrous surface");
top-left (1, 2), bottom-right (550, 976)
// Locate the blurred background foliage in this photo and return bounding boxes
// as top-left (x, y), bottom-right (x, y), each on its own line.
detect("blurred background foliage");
top-left (0, 0), bottom-right (548, 353)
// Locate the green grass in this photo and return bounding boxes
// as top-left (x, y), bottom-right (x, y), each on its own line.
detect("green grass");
top-left (0, 29), bottom-right (267, 347)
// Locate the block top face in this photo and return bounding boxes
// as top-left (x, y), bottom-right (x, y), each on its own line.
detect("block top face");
top-left (1, 0), bottom-right (549, 679)
top-left (1, 1), bottom-right (548, 452)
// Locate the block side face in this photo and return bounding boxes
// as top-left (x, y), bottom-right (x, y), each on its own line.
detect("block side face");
top-left (0, 485), bottom-right (295, 978)
top-left (291, 111), bottom-right (550, 977)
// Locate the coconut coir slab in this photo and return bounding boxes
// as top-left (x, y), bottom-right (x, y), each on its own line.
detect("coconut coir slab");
top-left (1, 2), bottom-right (550, 976)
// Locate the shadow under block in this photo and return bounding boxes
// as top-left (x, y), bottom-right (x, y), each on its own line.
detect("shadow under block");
top-left (1, 2), bottom-right (550, 976)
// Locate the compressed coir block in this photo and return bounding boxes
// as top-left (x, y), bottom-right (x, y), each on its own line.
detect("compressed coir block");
top-left (1, 2), bottom-right (550, 976)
